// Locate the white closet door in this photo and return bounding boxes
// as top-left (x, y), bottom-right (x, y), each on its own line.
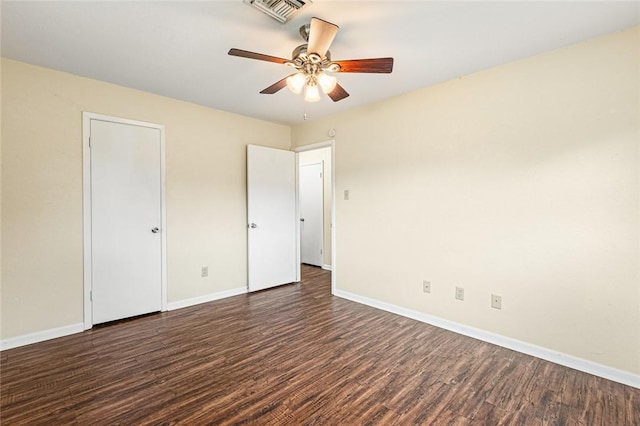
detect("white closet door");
top-left (300, 162), bottom-right (323, 266)
top-left (90, 119), bottom-right (162, 324)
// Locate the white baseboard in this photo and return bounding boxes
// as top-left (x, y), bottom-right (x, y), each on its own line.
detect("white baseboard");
top-left (322, 264), bottom-right (332, 271)
top-left (1, 288), bottom-right (248, 351)
top-left (333, 289), bottom-right (640, 389)
top-left (0, 323), bottom-right (84, 351)
top-left (167, 286), bottom-right (247, 311)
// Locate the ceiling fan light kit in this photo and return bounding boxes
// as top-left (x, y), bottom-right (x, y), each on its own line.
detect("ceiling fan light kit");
top-left (228, 17), bottom-right (394, 103)
top-left (284, 43), bottom-right (339, 102)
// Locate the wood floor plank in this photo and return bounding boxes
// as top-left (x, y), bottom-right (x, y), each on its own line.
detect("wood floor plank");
top-left (1, 265), bottom-right (638, 425)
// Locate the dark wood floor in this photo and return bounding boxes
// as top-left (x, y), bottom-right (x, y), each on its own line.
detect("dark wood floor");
top-left (1, 265), bottom-right (638, 425)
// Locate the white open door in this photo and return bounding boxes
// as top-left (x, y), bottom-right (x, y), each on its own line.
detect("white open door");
top-left (84, 114), bottom-right (165, 326)
top-left (247, 145), bottom-right (297, 291)
top-left (300, 162), bottom-right (324, 267)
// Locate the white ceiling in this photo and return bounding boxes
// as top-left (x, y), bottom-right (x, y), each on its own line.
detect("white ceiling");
top-left (2, 1), bottom-right (639, 125)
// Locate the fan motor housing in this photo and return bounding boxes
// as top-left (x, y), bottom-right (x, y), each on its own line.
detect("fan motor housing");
top-left (292, 45), bottom-right (332, 62)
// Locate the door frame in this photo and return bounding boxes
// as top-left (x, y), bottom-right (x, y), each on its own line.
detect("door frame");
top-left (82, 112), bottom-right (167, 330)
top-left (294, 140), bottom-right (336, 294)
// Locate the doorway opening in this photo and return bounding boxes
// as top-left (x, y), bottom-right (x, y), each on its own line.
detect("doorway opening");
top-left (295, 141), bottom-right (335, 292)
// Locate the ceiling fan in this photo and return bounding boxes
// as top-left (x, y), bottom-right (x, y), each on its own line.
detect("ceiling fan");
top-left (228, 17), bottom-right (394, 102)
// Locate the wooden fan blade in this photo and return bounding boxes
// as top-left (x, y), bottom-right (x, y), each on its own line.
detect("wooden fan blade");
top-left (260, 76), bottom-right (291, 94)
top-left (327, 83), bottom-right (349, 102)
top-left (333, 58), bottom-right (394, 73)
top-left (228, 48), bottom-right (289, 64)
top-left (307, 17), bottom-right (339, 59)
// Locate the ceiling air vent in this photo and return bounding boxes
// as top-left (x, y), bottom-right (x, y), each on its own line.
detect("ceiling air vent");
top-left (243, 0), bottom-right (312, 24)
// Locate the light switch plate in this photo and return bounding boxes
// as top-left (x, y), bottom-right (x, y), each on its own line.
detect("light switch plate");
top-left (491, 294), bottom-right (502, 310)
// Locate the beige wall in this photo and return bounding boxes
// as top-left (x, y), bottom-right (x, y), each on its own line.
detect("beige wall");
top-left (1, 58), bottom-right (290, 339)
top-left (2, 26), bottom-right (638, 378)
top-left (292, 27), bottom-right (640, 375)
top-left (299, 147), bottom-right (332, 267)
top-left (0, 61), bottom-right (3, 329)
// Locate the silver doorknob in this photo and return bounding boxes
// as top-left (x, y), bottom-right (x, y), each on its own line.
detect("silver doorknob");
top-left (249, 223), bottom-right (257, 229)
top-left (151, 227), bottom-right (160, 233)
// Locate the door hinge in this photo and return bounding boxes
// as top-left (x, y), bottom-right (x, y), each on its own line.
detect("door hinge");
top-left (90, 290), bottom-right (93, 301)
top-left (320, 172), bottom-right (322, 178)
top-left (88, 137), bottom-right (91, 148)
top-left (320, 249), bottom-right (323, 255)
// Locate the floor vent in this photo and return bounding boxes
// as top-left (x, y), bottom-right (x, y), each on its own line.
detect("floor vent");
top-left (244, 0), bottom-right (312, 24)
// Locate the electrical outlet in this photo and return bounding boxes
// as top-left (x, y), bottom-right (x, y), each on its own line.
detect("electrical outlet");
top-left (455, 286), bottom-right (464, 301)
top-left (423, 280), bottom-right (431, 293)
top-left (201, 266), bottom-right (208, 277)
top-left (491, 294), bottom-right (502, 310)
